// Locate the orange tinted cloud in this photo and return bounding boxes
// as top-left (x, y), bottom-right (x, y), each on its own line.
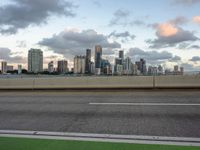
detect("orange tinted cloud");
top-left (157, 23), bottom-right (178, 37)
top-left (193, 16), bottom-right (200, 25)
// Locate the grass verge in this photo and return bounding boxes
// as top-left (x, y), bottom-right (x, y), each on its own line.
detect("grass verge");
top-left (0, 137), bottom-right (199, 150)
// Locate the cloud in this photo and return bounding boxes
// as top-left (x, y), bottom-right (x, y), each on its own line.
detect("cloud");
top-left (93, 1), bottom-right (101, 7)
top-left (0, 48), bottom-right (26, 63)
top-left (38, 29), bottom-right (121, 58)
top-left (108, 31), bottom-right (136, 41)
top-left (109, 9), bottom-right (147, 27)
top-left (0, 0), bottom-right (76, 34)
top-left (126, 48), bottom-right (181, 65)
top-left (130, 20), bottom-right (146, 26)
top-left (147, 22), bottom-right (199, 48)
top-left (169, 16), bottom-right (189, 25)
top-left (173, 0), bottom-right (200, 5)
top-left (188, 45), bottom-right (200, 49)
top-left (109, 9), bottom-right (130, 26)
top-left (190, 56), bottom-right (200, 62)
top-left (178, 43), bottom-right (200, 49)
top-left (169, 55), bottom-right (182, 62)
top-left (156, 23), bottom-right (178, 37)
top-left (180, 63), bottom-right (199, 71)
top-left (16, 41), bottom-right (27, 48)
top-left (193, 16), bottom-right (200, 25)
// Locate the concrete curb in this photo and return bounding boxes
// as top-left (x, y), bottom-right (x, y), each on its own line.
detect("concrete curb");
top-left (0, 130), bottom-right (200, 147)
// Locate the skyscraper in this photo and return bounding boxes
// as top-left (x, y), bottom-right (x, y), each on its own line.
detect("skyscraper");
top-left (48, 61), bottom-right (54, 73)
top-left (1, 61), bottom-right (7, 74)
top-left (85, 49), bottom-right (91, 74)
top-left (180, 67), bottom-right (184, 75)
top-left (114, 50), bottom-right (125, 74)
top-left (124, 57), bottom-right (132, 75)
top-left (57, 60), bottom-right (68, 74)
top-left (158, 65), bottom-right (163, 75)
top-left (28, 49), bottom-right (43, 73)
top-left (119, 50), bottom-right (124, 60)
top-left (115, 58), bottom-right (123, 74)
top-left (136, 59), bottom-right (147, 75)
top-left (95, 45), bottom-right (102, 75)
top-left (101, 59), bottom-right (112, 75)
top-left (74, 56), bottom-right (86, 74)
top-left (148, 66), bottom-right (158, 75)
top-left (174, 65), bottom-right (179, 72)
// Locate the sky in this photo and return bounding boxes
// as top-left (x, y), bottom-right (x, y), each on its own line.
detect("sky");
top-left (0, 0), bottom-right (200, 71)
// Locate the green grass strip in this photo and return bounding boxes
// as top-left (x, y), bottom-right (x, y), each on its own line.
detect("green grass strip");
top-left (0, 137), bottom-right (199, 150)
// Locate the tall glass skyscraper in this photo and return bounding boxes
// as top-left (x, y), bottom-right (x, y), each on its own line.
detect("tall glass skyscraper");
top-left (85, 49), bottom-right (91, 74)
top-left (95, 45), bottom-right (102, 75)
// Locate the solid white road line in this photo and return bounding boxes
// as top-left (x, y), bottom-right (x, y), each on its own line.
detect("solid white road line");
top-left (0, 130), bottom-right (200, 146)
top-left (89, 103), bottom-right (200, 106)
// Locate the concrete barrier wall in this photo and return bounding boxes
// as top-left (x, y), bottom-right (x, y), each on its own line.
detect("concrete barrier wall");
top-left (0, 78), bottom-right (34, 89)
top-left (0, 75), bottom-right (199, 89)
top-left (155, 75), bottom-right (200, 88)
top-left (34, 76), bottom-right (154, 89)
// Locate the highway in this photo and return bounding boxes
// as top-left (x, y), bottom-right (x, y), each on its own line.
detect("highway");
top-left (0, 90), bottom-right (200, 138)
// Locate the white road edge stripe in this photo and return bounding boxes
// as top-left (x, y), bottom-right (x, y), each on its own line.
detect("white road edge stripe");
top-left (89, 103), bottom-right (200, 106)
top-left (0, 130), bottom-right (200, 146)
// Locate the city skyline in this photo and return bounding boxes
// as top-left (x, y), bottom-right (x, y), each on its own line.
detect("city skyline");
top-left (0, 0), bottom-right (200, 71)
top-left (0, 47), bottom-right (185, 76)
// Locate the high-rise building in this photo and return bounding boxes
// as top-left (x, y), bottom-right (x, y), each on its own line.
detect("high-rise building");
top-left (74, 56), bottom-right (86, 74)
top-left (165, 69), bottom-right (172, 75)
top-left (57, 60), bottom-right (68, 74)
top-left (18, 65), bottom-right (22, 74)
top-left (28, 49), bottom-right (43, 73)
top-left (85, 49), bottom-right (91, 74)
top-left (95, 45), bottom-right (102, 75)
top-left (180, 67), bottom-right (184, 75)
top-left (101, 59), bottom-right (112, 75)
top-left (132, 64), bottom-right (138, 75)
top-left (115, 58), bottom-right (123, 66)
top-left (124, 57), bottom-right (132, 75)
top-left (158, 65), bottom-right (163, 75)
top-left (148, 66), bottom-right (158, 75)
top-left (1, 61), bottom-right (7, 74)
top-left (136, 59), bottom-right (147, 75)
top-left (48, 61), bottom-right (54, 73)
top-left (116, 65), bottom-right (123, 75)
top-left (90, 62), bottom-right (95, 74)
top-left (114, 51), bottom-right (125, 74)
top-left (119, 50), bottom-right (124, 60)
top-left (173, 65), bottom-right (179, 75)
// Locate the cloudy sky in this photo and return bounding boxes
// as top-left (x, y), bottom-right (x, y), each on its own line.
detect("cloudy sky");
top-left (0, 0), bottom-right (200, 71)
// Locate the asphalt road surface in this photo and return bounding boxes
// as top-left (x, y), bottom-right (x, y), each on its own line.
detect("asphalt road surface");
top-left (0, 90), bottom-right (200, 138)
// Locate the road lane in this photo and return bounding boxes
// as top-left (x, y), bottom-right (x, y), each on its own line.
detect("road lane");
top-left (0, 91), bottom-right (200, 138)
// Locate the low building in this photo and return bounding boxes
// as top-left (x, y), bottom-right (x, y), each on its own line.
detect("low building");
top-left (7, 65), bottom-right (14, 71)
top-left (48, 61), bottom-right (54, 73)
top-left (18, 65), bottom-right (22, 74)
